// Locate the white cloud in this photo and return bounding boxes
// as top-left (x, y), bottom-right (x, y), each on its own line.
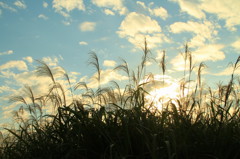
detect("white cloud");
top-left (170, 21), bottom-right (216, 36)
top-left (79, 22), bottom-right (96, 32)
top-left (145, 61), bottom-right (152, 66)
top-left (0, 70), bottom-right (15, 78)
top-left (38, 14), bottom-right (48, 20)
top-left (91, 0), bottom-right (128, 15)
top-left (232, 38), bottom-right (240, 52)
top-left (170, 53), bottom-right (190, 71)
top-left (0, 2), bottom-right (17, 12)
top-left (0, 60), bottom-right (28, 71)
top-left (23, 56), bottom-right (33, 63)
top-left (200, 0), bottom-right (240, 31)
top-left (43, 1), bottom-right (48, 8)
top-left (171, 44), bottom-right (225, 71)
top-left (193, 44), bottom-right (225, 62)
top-left (79, 41), bottom-right (88, 45)
top-left (150, 7), bottom-right (168, 20)
top-left (117, 12), bottom-right (169, 48)
top-left (56, 10), bottom-right (70, 18)
top-left (53, 0), bottom-right (85, 17)
top-left (0, 57), bottom-right (79, 123)
top-left (88, 69), bottom-right (128, 88)
top-left (70, 71), bottom-right (80, 76)
top-left (172, 0), bottom-right (240, 31)
top-left (172, 0), bottom-right (205, 19)
top-left (53, 0), bottom-right (85, 11)
top-left (2, 109), bottom-right (14, 119)
top-left (128, 33), bottom-right (170, 48)
top-left (104, 9), bottom-right (115, 15)
top-left (13, 71), bottom-right (52, 93)
top-left (1, 66), bottom-right (68, 103)
top-left (170, 20), bottom-right (219, 47)
top-left (136, 1), bottom-right (147, 9)
top-left (156, 50), bottom-right (166, 60)
top-left (42, 56), bottom-right (59, 66)
top-left (0, 50), bottom-right (13, 56)
top-left (118, 12), bottom-right (161, 37)
top-left (14, 0), bottom-right (27, 9)
top-left (103, 60), bottom-right (116, 67)
top-left (2, 103), bottom-right (18, 111)
top-left (79, 75), bottom-right (88, 82)
top-left (0, 86), bottom-right (11, 94)
top-left (215, 65), bottom-right (240, 76)
top-left (136, 1), bottom-right (168, 20)
top-left (17, 68), bottom-right (64, 93)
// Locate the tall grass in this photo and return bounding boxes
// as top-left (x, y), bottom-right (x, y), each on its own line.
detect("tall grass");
top-left (1, 41), bottom-right (240, 159)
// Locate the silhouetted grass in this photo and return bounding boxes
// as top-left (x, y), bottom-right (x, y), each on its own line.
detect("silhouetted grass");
top-left (1, 42), bottom-right (240, 159)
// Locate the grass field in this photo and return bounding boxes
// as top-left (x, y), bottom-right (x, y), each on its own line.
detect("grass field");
top-left (1, 42), bottom-right (240, 159)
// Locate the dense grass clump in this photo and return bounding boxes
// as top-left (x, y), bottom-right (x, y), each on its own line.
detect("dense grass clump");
top-left (1, 42), bottom-right (240, 159)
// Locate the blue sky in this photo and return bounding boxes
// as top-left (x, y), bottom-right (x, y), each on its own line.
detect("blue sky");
top-left (0, 0), bottom-right (240, 127)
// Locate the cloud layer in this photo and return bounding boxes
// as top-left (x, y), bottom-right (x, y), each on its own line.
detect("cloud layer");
top-left (173, 0), bottom-right (240, 31)
top-left (92, 0), bottom-right (128, 15)
top-left (53, 0), bottom-right (85, 17)
top-left (79, 22), bottom-right (96, 32)
top-left (117, 12), bottom-right (169, 48)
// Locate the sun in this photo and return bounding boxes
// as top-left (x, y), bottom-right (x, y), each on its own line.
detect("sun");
top-left (143, 75), bottom-right (180, 110)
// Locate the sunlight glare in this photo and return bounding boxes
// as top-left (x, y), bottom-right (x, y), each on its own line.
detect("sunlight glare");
top-left (143, 75), bottom-right (180, 110)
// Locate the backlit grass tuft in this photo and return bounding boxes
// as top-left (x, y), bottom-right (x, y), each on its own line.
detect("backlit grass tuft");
top-left (1, 42), bottom-right (240, 159)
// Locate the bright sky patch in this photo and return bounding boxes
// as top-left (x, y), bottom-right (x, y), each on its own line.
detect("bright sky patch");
top-left (0, 0), bottom-right (240, 127)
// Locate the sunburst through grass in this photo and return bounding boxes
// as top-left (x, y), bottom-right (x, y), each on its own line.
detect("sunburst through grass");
top-left (142, 75), bottom-right (180, 110)
top-left (1, 40), bottom-right (240, 159)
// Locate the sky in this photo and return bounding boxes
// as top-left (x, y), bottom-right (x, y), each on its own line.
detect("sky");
top-left (0, 0), bottom-right (240, 127)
